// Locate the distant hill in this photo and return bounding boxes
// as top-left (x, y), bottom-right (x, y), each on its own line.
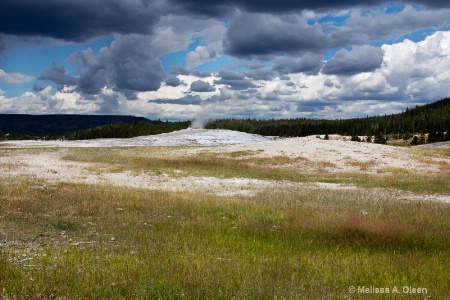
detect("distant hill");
top-left (0, 114), bottom-right (151, 139)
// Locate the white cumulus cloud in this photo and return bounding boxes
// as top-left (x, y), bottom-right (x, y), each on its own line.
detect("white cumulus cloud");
top-left (0, 69), bottom-right (34, 84)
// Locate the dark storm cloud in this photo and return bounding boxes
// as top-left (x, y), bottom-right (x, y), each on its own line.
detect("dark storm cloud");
top-left (39, 64), bottom-right (78, 86)
top-left (109, 35), bottom-right (164, 92)
top-left (213, 69), bottom-right (257, 90)
top-left (67, 48), bottom-right (109, 94)
top-left (190, 80), bottom-right (215, 92)
top-left (321, 45), bottom-right (383, 76)
top-left (170, 0), bottom-right (450, 17)
top-left (0, 35), bottom-right (5, 53)
top-left (224, 13), bottom-right (328, 57)
top-left (0, 0), bottom-right (159, 42)
top-left (3, 0), bottom-right (449, 49)
top-left (273, 54), bottom-right (324, 75)
top-left (167, 0), bottom-right (450, 16)
top-left (67, 35), bottom-right (165, 95)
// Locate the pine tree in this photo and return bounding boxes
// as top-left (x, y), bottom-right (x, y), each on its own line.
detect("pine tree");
top-left (374, 132), bottom-right (387, 144)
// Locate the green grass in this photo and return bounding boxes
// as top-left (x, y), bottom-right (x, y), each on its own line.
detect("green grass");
top-left (1, 178), bottom-right (449, 299)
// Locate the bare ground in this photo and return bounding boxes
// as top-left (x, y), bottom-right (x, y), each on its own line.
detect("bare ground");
top-left (1, 131), bottom-right (449, 202)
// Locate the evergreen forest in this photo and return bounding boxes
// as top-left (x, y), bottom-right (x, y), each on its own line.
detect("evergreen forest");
top-left (206, 97), bottom-right (450, 144)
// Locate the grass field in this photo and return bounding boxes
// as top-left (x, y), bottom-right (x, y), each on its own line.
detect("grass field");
top-left (0, 146), bottom-right (449, 299)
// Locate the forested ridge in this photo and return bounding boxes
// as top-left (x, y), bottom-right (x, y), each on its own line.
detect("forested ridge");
top-left (206, 97), bottom-right (450, 143)
top-left (65, 120), bottom-right (190, 140)
top-left (0, 114), bottom-right (150, 140)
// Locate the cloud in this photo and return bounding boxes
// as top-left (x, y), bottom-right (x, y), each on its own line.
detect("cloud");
top-left (323, 79), bottom-right (335, 88)
top-left (326, 6), bottom-right (450, 48)
top-left (0, 0), bottom-right (160, 42)
top-left (186, 46), bottom-right (213, 69)
top-left (244, 67), bottom-right (277, 80)
top-left (150, 94), bottom-right (203, 105)
top-left (223, 6), bottom-right (450, 61)
top-left (213, 69), bottom-right (257, 90)
top-left (67, 48), bottom-right (109, 94)
top-left (110, 34), bottom-right (165, 92)
top-left (321, 45), bottom-right (383, 76)
top-left (224, 13), bottom-right (328, 57)
top-left (273, 53), bottom-right (323, 75)
top-left (39, 64), bottom-right (78, 86)
top-left (167, 0), bottom-right (450, 16)
top-left (171, 66), bottom-right (212, 78)
top-left (3, 28), bottom-right (448, 120)
top-left (165, 77), bottom-right (183, 87)
top-left (0, 35), bottom-right (5, 52)
top-left (190, 80), bottom-right (215, 92)
top-left (0, 69), bottom-right (34, 83)
top-left (2, 1), bottom-right (450, 120)
top-left (382, 31), bottom-right (450, 102)
top-left (67, 34), bottom-right (165, 95)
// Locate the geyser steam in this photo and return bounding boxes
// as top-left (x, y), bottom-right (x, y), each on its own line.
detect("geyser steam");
top-left (190, 117), bottom-right (209, 129)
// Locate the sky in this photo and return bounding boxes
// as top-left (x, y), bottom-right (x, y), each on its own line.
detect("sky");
top-left (0, 0), bottom-right (449, 121)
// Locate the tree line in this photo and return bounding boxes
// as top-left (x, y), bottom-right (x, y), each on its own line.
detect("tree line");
top-left (206, 97), bottom-right (450, 144)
